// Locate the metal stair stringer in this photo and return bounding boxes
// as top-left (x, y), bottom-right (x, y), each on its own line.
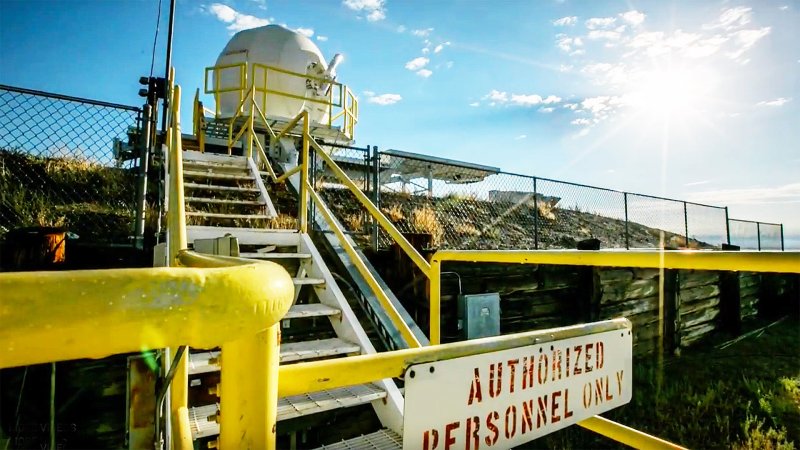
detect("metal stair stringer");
top-left (278, 159), bottom-right (429, 352)
top-left (295, 231), bottom-right (405, 435)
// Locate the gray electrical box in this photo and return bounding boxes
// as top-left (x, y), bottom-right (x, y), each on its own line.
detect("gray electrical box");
top-left (194, 234), bottom-right (240, 257)
top-left (457, 293), bottom-right (501, 340)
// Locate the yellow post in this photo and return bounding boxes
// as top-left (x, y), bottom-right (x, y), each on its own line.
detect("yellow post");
top-left (168, 85), bottom-right (187, 265)
top-left (247, 95), bottom-right (255, 159)
top-left (430, 258), bottom-right (441, 345)
top-left (172, 407), bottom-right (194, 450)
top-left (299, 112), bottom-right (309, 233)
top-left (219, 324), bottom-right (280, 450)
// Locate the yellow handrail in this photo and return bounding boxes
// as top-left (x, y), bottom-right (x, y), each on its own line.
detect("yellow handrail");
top-left (429, 250), bottom-right (800, 345)
top-left (204, 61), bottom-right (358, 140)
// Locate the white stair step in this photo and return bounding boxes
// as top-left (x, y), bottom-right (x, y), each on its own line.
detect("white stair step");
top-left (188, 350), bottom-right (220, 375)
top-left (292, 277), bottom-right (325, 286)
top-left (284, 303), bottom-right (340, 319)
top-left (186, 212), bottom-right (272, 220)
top-left (186, 226), bottom-right (300, 246)
top-left (183, 160), bottom-right (249, 171)
top-left (186, 197), bottom-right (265, 206)
top-left (280, 338), bottom-right (360, 363)
top-left (316, 429), bottom-right (402, 450)
top-left (184, 182), bottom-right (259, 193)
top-left (188, 338), bottom-right (359, 375)
top-left (188, 384), bottom-right (387, 440)
top-left (240, 252), bottom-right (311, 259)
top-left (184, 170), bottom-right (253, 181)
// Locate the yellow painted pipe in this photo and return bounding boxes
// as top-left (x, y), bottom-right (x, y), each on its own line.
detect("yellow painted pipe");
top-left (432, 250), bottom-right (800, 274)
top-left (578, 416), bottom-right (687, 450)
top-left (307, 185), bottom-right (421, 348)
top-left (172, 406), bottom-right (195, 450)
top-left (0, 262), bottom-right (294, 369)
top-left (219, 324), bottom-right (280, 450)
top-left (278, 319), bottom-right (629, 397)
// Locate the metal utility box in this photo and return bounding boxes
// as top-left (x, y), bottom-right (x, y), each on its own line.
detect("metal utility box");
top-left (457, 293), bottom-right (501, 340)
top-left (193, 235), bottom-right (240, 257)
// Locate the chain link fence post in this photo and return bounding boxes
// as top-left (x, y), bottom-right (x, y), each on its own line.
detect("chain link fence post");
top-left (533, 176), bottom-right (539, 250)
top-left (725, 207), bottom-right (731, 245)
top-left (683, 201), bottom-right (689, 248)
top-left (624, 192), bottom-right (630, 250)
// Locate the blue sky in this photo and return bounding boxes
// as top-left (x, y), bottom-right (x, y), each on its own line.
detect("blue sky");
top-left (1, 0), bottom-right (798, 245)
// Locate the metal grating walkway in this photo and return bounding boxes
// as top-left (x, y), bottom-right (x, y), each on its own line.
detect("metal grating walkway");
top-left (316, 429), bottom-right (402, 450)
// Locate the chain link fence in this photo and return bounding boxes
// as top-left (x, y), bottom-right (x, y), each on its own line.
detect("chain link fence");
top-left (0, 85), bottom-right (141, 242)
top-left (729, 218), bottom-right (784, 250)
top-left (313, 146), bottom-right (784, 251)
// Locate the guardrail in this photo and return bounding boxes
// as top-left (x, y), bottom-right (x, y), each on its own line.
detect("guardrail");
top-left (203, 62), bottom-right (358, 140)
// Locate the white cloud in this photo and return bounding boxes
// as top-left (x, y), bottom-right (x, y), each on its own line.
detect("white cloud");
top-left (342, 0), bottom-right (386, 22)
top-left (727, 27), bottom-right (771, 61)
top-left (445, 61), bottom-right (454, 69)
top-left (620, 10), bottom-right (645, 26)
top-left (250, 0), bottom-right (267, 10)
top-left (559, 64), bottom-right (573, 72)
top-left (779, 5), bottom-right (789, 11)
top-left (571, 118), bottom-right (592, 126)
top-left (564, 103), bottom-right (578, 110)
top-left (539, 107), bottom-right (555, 113)
top-left (421, 48), bottom-right (430, 54)
top-left (556, 35), bottom-right (584, 52)
top-left (585, 17), bottom-right (616, 29)
top-left (404, 57), bottom-right (429, 71)
top-left (416, 69), bottom-right (433, 78)
top-left (553, 16), bottom-right (578, 26)
top-left (510, 94), bottom-right (543, 106)
top-left (397, 25), bottom-right (407, 33)
top-left (588, 30), bottom-right (622, 40)
top-left (704, 7), bottom-right (752, 30)
top-left (316, 35), bottom-right (328, 42)
top-left (412, 28), bottom-right (434, 38)
top-left (685, 180), bottom-right (711, 187)
top-left (515, 135), bottom-right (527, 140)
top-left (209, 3), bottom-right (270, 32)
top-left (363, 92), bottom-right (402, 105)
top-left (469, 102), bottom-right (480, 107)
top-left (484, 90), bottom-right (508, 102)
top-left (542, 95), bottom-right (562, 104)
top-left (434, 44), bottom-right (444, 53)
top-left (757, 97), bottom-right (791, 107)
top-left (295, 27), bottom-right (314, 38)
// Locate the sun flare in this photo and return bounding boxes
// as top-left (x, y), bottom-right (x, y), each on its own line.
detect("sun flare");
top-left (626, 65), bottom-right (720, 119)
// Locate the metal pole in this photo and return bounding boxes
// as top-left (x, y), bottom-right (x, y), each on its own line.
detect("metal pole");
top-left (780, 224), bottom-right (785, 251)
top-left (161, 0), bottom-right (176, 132)
top-left (533, 177), bottom-right (539, 250)
top-left (725, 207), bottom-right (731, 245)
top-left (757, 222), bottom-right (761, 251)
top-left (372, 146), bottom-right (380, 250)
top-left (134, 104), bottom-right (152, 250)
top-left (624, 192), bottom-right (630, 250)
top-left (683, 201), bottom-right (689, 248)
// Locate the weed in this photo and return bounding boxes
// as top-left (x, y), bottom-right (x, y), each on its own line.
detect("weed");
top-left (410, 206), bottom-right (442, 246)
top-left (537, 201), bottom-right (556, 220)
top-left (382, 204), bottom-right (405, 222)
top-left (734, 414), bottom-right (794, 450)
top-left (454, 223), bottom-right (480, 236)
top-left (344, 213), bottom-right (365, 232)
top-left (269, 213), bottom-right (297, 230)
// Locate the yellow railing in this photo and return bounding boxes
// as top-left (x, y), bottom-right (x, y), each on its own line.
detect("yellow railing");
top-left (203, 61), bottom-right (358, 140)
top-left (429, 250), bottom-right (800, 346)
top-left (165, 77), bottom-right (296, 449)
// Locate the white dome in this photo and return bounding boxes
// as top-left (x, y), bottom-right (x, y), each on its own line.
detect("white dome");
top-left (214, 25), bottom-right (332, 123)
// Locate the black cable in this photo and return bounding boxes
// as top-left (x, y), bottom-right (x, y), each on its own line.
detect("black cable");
top-left (148, 0), bottom-right (163, 79)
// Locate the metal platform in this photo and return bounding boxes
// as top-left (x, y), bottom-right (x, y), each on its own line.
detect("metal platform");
top-left (316, 429), bottom-right (402, 450)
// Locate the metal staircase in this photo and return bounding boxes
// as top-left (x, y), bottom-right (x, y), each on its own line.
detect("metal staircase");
top-left (176, 148), bottom-right (404, 448)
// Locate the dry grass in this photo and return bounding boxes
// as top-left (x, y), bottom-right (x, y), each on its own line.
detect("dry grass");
top-left (537, 201), bottom-right (556, 220)
top-left (410, 206), bottom-right (443, 246)
top-left (454, 223), bottom-right (480, 236)
top-left (344, 213), bottom-right (365, 232)
top-left (382, 204), bottom-right (405, 222)
top-left (269, 213), bottom-right (297, 230)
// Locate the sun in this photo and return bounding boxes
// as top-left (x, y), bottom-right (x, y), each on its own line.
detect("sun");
top-left (626, 65), bottom-right (720, 120)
